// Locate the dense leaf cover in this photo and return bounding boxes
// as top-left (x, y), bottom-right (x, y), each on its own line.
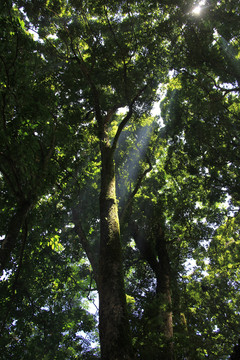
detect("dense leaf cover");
top-left (0, 0), bottom-right (239, 359)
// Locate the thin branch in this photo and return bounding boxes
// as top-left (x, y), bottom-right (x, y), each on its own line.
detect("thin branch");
top-left (111, 85), bottom-right (148, 153)
top-left (11, 220), bottom-right (28, 295)
top-left (105, 104), bottom-right (123, 124)
top-left (104, 7), bottom-right (123, 55)
top-left (70, 41), bottom-right (102, 124)
top-left (0, 152), bottom-right (24, 200)
top-left (41, 123), bottom-right (57, 174)
top-left (0, 162), bottom-right (18, 197)
top-left (72, 207), bottom-right (99, 287)
top-left (0, 201), bottom-right (32, 273)
top-left (120, 156), bottom-right (152, 225)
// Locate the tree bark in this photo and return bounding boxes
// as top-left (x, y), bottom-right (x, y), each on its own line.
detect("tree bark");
top-left (132, 224), bottom-right (174, 360)
top-left (98, 144), bottom-right (133, 360)
top-left (155, 227), bottom-right (174, 360)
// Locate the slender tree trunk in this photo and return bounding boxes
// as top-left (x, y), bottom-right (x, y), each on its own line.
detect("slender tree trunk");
top-left (98, 144), bottom-right (133, 360)
top-left (155, 227), bottom-right (174, 360)
top-left (131, 223), bottom-right (174, 359)
top-left (156, 268), bottom-right (174, 360)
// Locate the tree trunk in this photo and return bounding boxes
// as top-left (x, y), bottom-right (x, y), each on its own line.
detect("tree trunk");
top-left (154, 227), bottom-right (174, 360)
top-left (156, 268), bottom-right (174, 359)
top-left (132, 223), bottom-right (174, 359)
top-left (98, 145), bottom-right (133, 360)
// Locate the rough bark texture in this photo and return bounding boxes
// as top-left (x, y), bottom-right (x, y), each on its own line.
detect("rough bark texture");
top-left (98, 145), bottom-right (133, 360)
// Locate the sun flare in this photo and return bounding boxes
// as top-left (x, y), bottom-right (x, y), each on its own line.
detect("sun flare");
top-left (192, 5), bottom-right (202, 15)
top-left (192, 0), bottom-right (206, 15)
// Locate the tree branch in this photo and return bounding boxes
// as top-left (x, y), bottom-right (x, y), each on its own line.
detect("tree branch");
top-left (0, 201), bottom-right (32, 273)
top-left (72, 207), bottom-right (99, 287)
top-left (111, 85), bottom-right (148, 153)
top-left (70, 41), bottom-right (102, 125)
top-left (120, 156), bottom-right (152, 225)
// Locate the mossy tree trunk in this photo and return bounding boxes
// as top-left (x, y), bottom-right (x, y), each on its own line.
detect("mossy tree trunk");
top-left (98, 131), bottom-right (133, 360)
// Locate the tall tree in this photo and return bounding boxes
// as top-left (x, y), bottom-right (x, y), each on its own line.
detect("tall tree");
top-left (3, 0), bottom-right (176, 358)
top-left (1, 0), bottom-right (240, 359)
top-left (18, 1), bottom-right (185, 358)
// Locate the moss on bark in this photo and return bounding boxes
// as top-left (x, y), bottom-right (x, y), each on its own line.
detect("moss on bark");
top-left (98, 145), bottom-right (133, 360)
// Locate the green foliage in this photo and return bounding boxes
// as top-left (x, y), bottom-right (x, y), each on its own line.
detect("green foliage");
top-left (0, 195), bottom-right (98, 359)
top-left (0, 0), bottom-right (240, 359)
